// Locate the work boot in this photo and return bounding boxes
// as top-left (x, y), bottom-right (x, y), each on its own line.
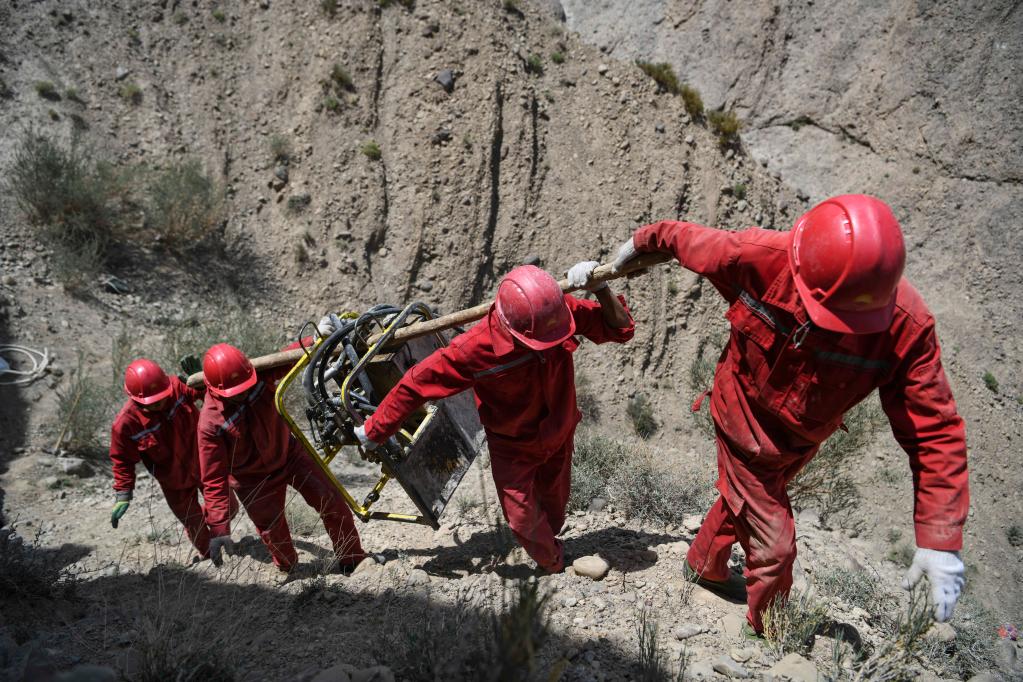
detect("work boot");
top-left (683, 560), bottom-right (748, 602)
top-left (741, 623), bottom-right (764, 641)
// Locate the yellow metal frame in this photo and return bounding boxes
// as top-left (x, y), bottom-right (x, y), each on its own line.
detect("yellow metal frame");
top-left (273, 332), bottom-right (442, 526)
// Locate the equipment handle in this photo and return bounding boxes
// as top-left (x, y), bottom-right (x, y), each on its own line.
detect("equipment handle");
top-left (186, 251), bottom-right (672, 387)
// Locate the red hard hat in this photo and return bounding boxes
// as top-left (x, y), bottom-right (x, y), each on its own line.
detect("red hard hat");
top-left (124, 359), bottom-right (173, 405)
top-left (203, 343), bottom-right (257, 398)
top-left (495, 265), bottom-right (575, 350)
top-left (789, 194), bottom-right (906, 334)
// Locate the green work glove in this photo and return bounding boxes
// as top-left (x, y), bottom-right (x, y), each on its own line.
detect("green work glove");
top-left (179, 354), bottom-right (202, 376)
top-left (111, 491), bottom-right (132, 528)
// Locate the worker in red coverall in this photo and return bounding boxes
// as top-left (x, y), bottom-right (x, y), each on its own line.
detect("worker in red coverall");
top-left (198, 343), bottom-right (366, 572)
top-left (109, 359), bottom-right (217, 559)
top-left (613, 194), bottom-right (968, 633)
top-left (353, 263), bottom-right (634, 573)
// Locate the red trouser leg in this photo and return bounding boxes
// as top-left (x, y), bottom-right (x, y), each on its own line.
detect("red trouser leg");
top-left (686, 496), bottom-right (737, 582)
top-left (285, 445), bottom-right (365, 566)
top-left (236, 477), bottom-right (297, 572)
top-left (490, 441), bottom-right (566, 572)
top-left (161, 485), bottom-right (212, 557)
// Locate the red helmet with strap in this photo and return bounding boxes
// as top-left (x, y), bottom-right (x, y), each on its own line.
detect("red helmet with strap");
top-left (789, 194), bottom-right (906, 334)
top-left (495, 265), bottom-right (575, 351)
top-left (124, 359), bottom-right (173, 405)
top-left (203, 343), bottom-right (257, 398)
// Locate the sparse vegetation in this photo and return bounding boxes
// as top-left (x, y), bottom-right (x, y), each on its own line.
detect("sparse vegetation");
top-left (269, 134), bottom-right (292, 163)
top-left (212, 8), bottom-right (226, 22)
top-left (635, 608), bottom-right (683, 681)
top-left (885, 541), bottom-right (915, 568)
top-left (763, 590), bottom-right (830, 656)
top-left (733, 182), bottom-right (747, 200)
top-left (983, 371), bottom-right (998, 393)
top-left (34, 81), bottom-right (60, 100)
top-left (569, 434), bottom-right (710, 525)
top-left (915, 596), bottom-right (997, 679)
top-left (173, 11), bottom-right (188, 25)
top-left (286, 495), bottom-right (322, 536)
top-left (525, 54), bottom-right (544, 76)
top-left (627, 393), bottom-right (657, 439)
top-left (320, 0), bottom-right (338, 16)
top-left (680, 84), bottom-right (704, 119)
top-left (287, 194), bottom-right (312, 213)
top-left (330, 63), bottom-right (355, 92)
top-left (576, 372), bottom-right (599, 422)
top-left (502, 0), bottom-right (522, 15)
top-left (378, 0), bottom-right (414, 8)
top-left (814, 567), bottom-right (891, 613)
top-left (708, 109), bottom-right (742, 147)
top-left (155, 305), bottom-right (285, 369)
top-left (293, 242), bottom-right (309, 264)
top-left (550, 51), bottom-right (565, 65)
top-left (636, 61), bottom-right (681, 95)
top-left (56, 351), bottom-right (113, 455)
top-left (119, 81), bottom-right (143, 104)
top-left (361, 140), bottom-right (382, 161)
top-left (0, 527), bottom-right (77, 601)
top-left (1008, 524), bottom-right (1023, 547)
top-left (145, 159), bottom-right (223, 251)
top-left (64, 87), bottom-right (84, 104)
top-left (789, 399), bottom-right (884, 529)
top-left (689, 334), bottom-right (724, 436)
top-left (323, 95), bottom-right (341, 113)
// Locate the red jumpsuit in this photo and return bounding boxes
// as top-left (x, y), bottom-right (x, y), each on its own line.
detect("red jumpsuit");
top-left (365, 295), bottom-right (635, 572)
top-left (110, 376), bottom-right (217, 557)
top-left (197, 362), bottom-right (365, 572)
top-left (633, 221), bottom-right (969, 631)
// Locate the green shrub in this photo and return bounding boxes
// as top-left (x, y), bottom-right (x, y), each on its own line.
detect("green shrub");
top-left (320, 0), bottom-right (338, 15)
top-left (361, 140), bottom-right (382, 160)
top-left (525, 54), bottom-right (544, 76)
top-left (1008, 525), bottom-right (1023, 547)
top-left (814, 567), bottom-right (891, 613)
top-left (733, 183), bottom-right (747, 200)
top-left (286, 194), bottom-right (312, 213)
top-left (269, 134), bottom-right (292, 163)
top-left (569, 435), bottom-right (629, 512)
top-left (172, 11), bottom-right (188, 25)
top-left (119, 81), bottom-right (143, 104)
top-left (378, 0), bottom-right (414, 8)
top-left (34, 81), bottom-right (60, 100)
top-left (763, 590), bottom-right (830, 657)
top-left (502, 0), bottom-right (521, 14)
top-left (144, 159), bottom-right (223, 251)
top-left (576, 372), bottom-right (599, 422)
top-left (550, 51), bottom-right (565, 65)
top-left (679, 84), bottom-right (703, 119)
top-left (627, 393), bottom-right (657, 439)
top-left (636, 61), bottom-right (680, 95)
top-left (330, 63), bottom-right (355, 92)
top-left (852, 586), bottom-right (934, 681)
top-left (64, 87), bottom-right (85, 104)
top-left (708, 109), bottom-right (742, 147)
top-left (916, 596), bottom-right (997, 679)
top-left (323, 95), bottom-right (341, 113)
top-left (982, 371), bottom-right (998, 393)
top-left (212, 8), bottom-right (226, 22)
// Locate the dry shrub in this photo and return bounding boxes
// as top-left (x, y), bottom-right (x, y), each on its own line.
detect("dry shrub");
top-left (627, 393), bottom-right (657, 439)
top-left (0, 527), bottom-right (78, 601)
top-left (708, 109), bottom-right (742, 147)
top-left (636, 61), bottom-right (681, 95)
top-left (145, 159), bottom-right (223, 251)
top-left (763, 589), bottom-right (830, 657)
top-left (56, 351), bottom-right (117, 456)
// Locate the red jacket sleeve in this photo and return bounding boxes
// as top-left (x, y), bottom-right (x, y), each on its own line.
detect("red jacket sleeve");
top-left (568, 294), bottom-right (635, 344)
top-left (633, 221), bottom-right (742, 294)
top-left (182, 380), bottom-right (205, 404)
top-left (198, 416), bottom-right (233, 537)
top-left (364, 340), bottom-right (476, 443)
top-left (109, 412), bottom-right (140, 493)
top-left (879, 320), bottom-right (969, 551)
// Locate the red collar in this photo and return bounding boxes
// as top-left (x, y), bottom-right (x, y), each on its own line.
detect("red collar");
top-left (762, 266), bottom-right (810, 326)
top-left (487, 307), bottom-right (518, 357)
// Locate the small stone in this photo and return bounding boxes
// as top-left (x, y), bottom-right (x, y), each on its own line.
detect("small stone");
top-left (522, 254), bottom-right (541, 266)
top-left (310, 664), bottom-right (354, 682)
top-left (737, 200), bottom-right (748, 212)
top-left (683, 514), bottom-right (703, 533)
top-left (655, 123), bottom-right (665, 134)
top-left (689, 660), bottom-right (717, 680)
top-left (994, 639), bottom-right (1016, 672)
top-left (562, 596), bottom-right (578, 607)
top-left (3, 275), bottom-right (16, 285)
top-left (430, 128), bottom-right (452, 145)
top-left (60, 457), bottom-right (94, 478)
top-left (713, 656), bottom-right (751, 678)
top-left (597, 63), bottom-right (609, 75)
top-left (685, 134), bottom-right (695, 145)
top-left (673, 624), bottom-right (706, 640)
top-left (115, 67), bottom-right (130, 81)
top-left (274, 165), bottom-right (289, 183)
top-left (406, 569), bottom-right (430, 587)
top-left (351, 556), bottom-right (381, 577)
top-left (720, 613), bottom-right (745, 638)
top-left (587, 497), bottom-right (607, 512)
top-left (572, 555), bottom-right (610, 580)
top-left (434, 69), bottom-right (455, 93)
top-left (769, 653), bottom-right (819, 682)
top-left (730, 647), bottom-right (754, 663)
top-left (926, 622), bottom-right (956, 643)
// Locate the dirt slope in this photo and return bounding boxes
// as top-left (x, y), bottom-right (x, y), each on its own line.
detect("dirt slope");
top-left (0, 0), bottom-right (1020, 679)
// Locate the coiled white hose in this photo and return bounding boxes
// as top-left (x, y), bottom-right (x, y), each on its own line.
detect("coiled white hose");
top-left (0, 344), bottom-right (50, 385)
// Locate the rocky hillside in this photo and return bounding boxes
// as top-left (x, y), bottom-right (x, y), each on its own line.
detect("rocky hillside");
top-left (0, 0), bottom-right (1020, 679)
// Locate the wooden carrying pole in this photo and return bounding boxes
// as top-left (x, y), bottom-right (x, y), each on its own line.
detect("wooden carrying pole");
top-left (186, 252), bottom-right (673, 388)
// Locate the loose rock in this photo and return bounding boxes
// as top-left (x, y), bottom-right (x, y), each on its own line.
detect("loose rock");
top-left (713, 656), bottom-right (751, 678)
top-left (434, 69), bottom-right (455, 93)
top-left (572, 554), bottom-right (610, 580)
top-left (673, 624), bottom-right (706, 640)
top-left (406, 569), bottom-right (431, 587)
top-left (769, 653), bottom-right (819, 682)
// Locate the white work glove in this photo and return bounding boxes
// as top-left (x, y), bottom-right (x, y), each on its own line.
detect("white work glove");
top-left (902, 548), bottom-right (965, 622)
top-left (317, 314), bottom-right (337, 337)
top-left (611, 236), bottom-right (639, 273)
top-left (353, 424), bottom-right (379, 451)
top-left (566, 261), bottom-right (608, 292)
top-left (208, 535), bottom-right (236, 567)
